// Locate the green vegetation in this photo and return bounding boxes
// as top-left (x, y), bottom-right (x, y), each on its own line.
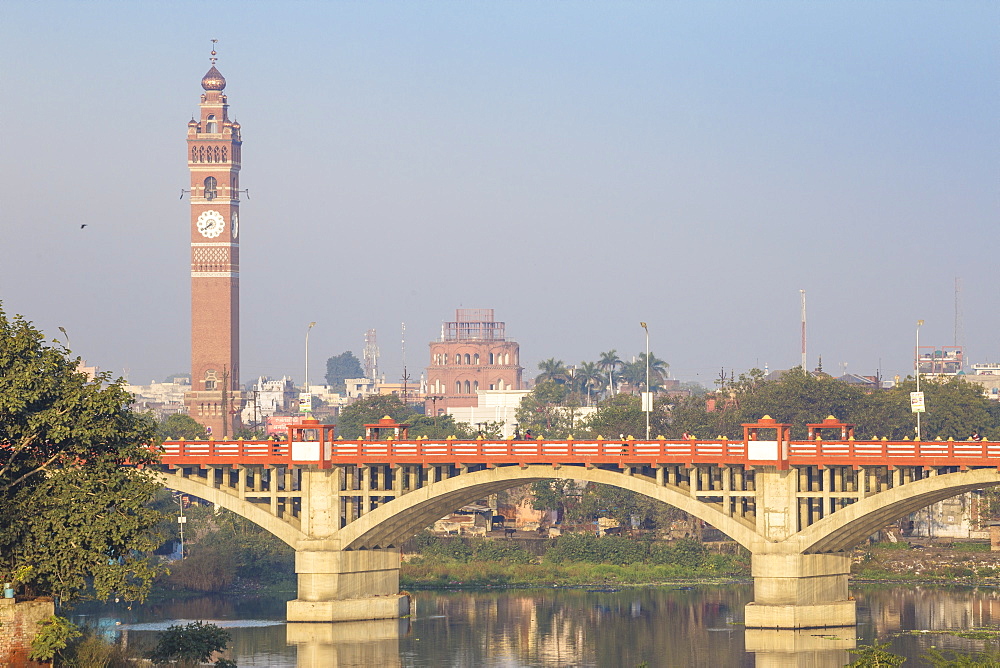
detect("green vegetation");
top-left (157, 413), bottom-right (207, 440)
top-left (158, 504), bottom-right (294, 593)
top-left (0, 304), bottom-right (164, 603)
top-left (335, 394), bottom-right (475, 439)
top-left (324, 351), bottom-right (365, 393)
top-left (149, 621), bottom-right (233, 667)
top-left (401, 533), bottom-right (749, 588)
top-left (29, 615), bottom-right (82, 662)
top-left (847, 641), bottom-right (906, 667)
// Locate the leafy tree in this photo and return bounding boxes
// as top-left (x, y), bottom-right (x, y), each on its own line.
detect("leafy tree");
top-left (324, 351), bottom-right (365, 393)
top-left (158, 413), bottom-right (207, 440)
top-left (515, 381), bottom-right (572, 436)
top-left (336, 394), bottom-right (414, 439)
top-left (148, 621), bottom-right (231, 667)
top-left (29, 615), bottom-right (81, 662)
top-left (0, 305), bottom-right (164, 602)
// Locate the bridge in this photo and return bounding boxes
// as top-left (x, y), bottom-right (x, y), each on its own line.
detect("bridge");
top-left (156, 415), bottom-right (1000, 628)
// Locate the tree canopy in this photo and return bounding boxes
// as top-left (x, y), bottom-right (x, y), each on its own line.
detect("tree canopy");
top-left (0, 305), bottom-right (164, 602)
top-left (336, 394), bottom-right (474, 440)
top-left (157, 413), bottom-right (207, 441)
top-left (324, 351), bottom-right (365, 393)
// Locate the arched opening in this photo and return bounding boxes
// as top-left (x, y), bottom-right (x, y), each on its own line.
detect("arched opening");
top-left (204, 176), bottom-right (218, 200)
top-left (489, 352), bottom-right (495, 365)
top-left (464, 353), bottom-right (471, 365)
top-left (206, 115), bottom-right (218, 133)
top-left (474, 354), bottom-right (480, 365)
top-left (473, 381), bottom-right (479, 392)
top-left (455, 381), bottom-right (461, 394)
top-left (464, 380), bottom-right (471, 394)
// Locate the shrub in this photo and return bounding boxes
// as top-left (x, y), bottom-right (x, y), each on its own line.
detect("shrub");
top-left (149, 621), bottom-right (231, 666)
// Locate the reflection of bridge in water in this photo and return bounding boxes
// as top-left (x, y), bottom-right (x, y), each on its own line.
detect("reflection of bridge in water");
top-left (158, 415), bottom-right (1000, 629)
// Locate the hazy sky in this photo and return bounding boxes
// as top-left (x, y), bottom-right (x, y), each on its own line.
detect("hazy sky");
top-left (1, 2), bottom-right (996, 388)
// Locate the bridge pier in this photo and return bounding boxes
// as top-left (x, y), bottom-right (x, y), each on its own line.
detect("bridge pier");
top-left (286, 545), bottom-right (410, 623)
top-left (745, 552), bottom-right (855, 629)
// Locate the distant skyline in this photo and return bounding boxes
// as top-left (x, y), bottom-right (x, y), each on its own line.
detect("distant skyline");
top-left (2, 2), bottom-right (996, 389)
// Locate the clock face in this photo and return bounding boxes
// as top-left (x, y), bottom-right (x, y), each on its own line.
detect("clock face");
top-left (196, 210), bottom-right (225, 238)
top-left (231, 211), bottom-right (239, 239)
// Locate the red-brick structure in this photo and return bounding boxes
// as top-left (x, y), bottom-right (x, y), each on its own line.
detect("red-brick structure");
top-left (425, 309), bottom-right (522, 412)
top-left (183, 48), bottom-right (243, 437)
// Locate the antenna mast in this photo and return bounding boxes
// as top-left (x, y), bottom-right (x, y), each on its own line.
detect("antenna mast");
top-left (800, 290), bottom-right (807, 374)
top-left (363, 328), bottom-right (379, 380)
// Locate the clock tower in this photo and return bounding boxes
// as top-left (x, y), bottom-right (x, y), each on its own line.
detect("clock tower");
top-left (183, 46), bottom-right (243, 437)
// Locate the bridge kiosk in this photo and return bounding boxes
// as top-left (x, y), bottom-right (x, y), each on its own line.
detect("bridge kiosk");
top-left (743, 416), bottom-right (856, 631)
top-left (364, 416), bottom-right (411, 440)
top-left (287, 417), bottom-right (336, 469)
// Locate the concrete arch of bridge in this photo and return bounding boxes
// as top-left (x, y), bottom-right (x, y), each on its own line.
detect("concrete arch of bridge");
top-left (337, 465), bottom-right (758, 551)
top-left (157, 471), bottom-right (306, 548)
top-left (796, 468), bottom-right (1000, 554)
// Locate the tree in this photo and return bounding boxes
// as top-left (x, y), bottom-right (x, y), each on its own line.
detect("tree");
top-left (619, 352), bottom-right (669, 391)
top-left (336, 394), bottom-right (414, 439)
top-left (324, 351), bottom-right (365, 393)
top-left (576, 361), bottom-right (605, 406)
top-left (149, 621), bottom-right (232, 667)
top-left (515, 381), bottom-right (572, 436)
top-left (0, 305), bottom-right (165, 602)
top-left (158, 413), bottom-right (207, 440)
top-left (535, 358), bottom-right (570, 386)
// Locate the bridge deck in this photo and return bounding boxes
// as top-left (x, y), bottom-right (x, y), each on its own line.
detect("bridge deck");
top-left (157, 438), bottom-right (1000, 469)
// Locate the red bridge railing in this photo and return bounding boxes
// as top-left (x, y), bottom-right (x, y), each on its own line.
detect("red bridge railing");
top-left (157, 437), bottom-right (1000, 469)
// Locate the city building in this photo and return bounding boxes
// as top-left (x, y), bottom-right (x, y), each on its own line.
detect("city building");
top-left (918, 346), bottom-right (964, 376)
top-left (182, 49), bottom-right (245, 437)
top-left (126, 378), bottom-right (191, 421)
top-left (425, 309), bottom-right (522, 413)
top-left (241, 376), bottom-right (297, 426)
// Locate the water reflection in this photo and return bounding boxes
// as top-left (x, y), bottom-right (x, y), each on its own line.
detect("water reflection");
top-left (287, 619), bottom-right (407, 668)
top-left (68, 585), bottom-right (1000, 666)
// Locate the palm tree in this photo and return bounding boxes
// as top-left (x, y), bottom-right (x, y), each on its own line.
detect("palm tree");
top-left (576, 361), bottom-right (605, 406)
top-left (598, 350), bottom-right (622, 396)
top-left (620, 352), bottom-right (670, 392)
top-left (536, 358), bottom-right (570, 386)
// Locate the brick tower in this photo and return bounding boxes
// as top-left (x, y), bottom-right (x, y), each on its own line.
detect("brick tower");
top-left (183, 46), bottom-right (243, 437)
top-left (425, 309), bottom-right (522, 412)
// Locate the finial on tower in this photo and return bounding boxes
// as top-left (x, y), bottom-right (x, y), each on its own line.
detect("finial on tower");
top-left (201, 39), bottom-right (226, 91)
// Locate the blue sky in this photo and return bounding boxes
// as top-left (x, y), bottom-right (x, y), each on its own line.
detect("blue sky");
top-left (1, 1), bottom-right (996, 387)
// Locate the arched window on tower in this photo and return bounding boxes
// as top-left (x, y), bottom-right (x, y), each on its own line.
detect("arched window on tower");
top-left (204, 176), bottom-right (218, 200)
top-left (464, 353), bottom-right (471, 365)
top-left (204, 369), bottom-right (218, 391)
top-left (191, 147), bottom-right (198, 162)
top-left (206, 115), bottom-right (218, 133)
top-left (489, 352), bottom-right (495, 365)
top-left (455, 381), bottom-right (461, 394)
top-left (474, 381), bottom-right (479, 392)
top-left (473, 354), bottom-right (480, 365)
top-left (464, 380), bottom-right (471, 394)
top-left (221, 146), bottom-right (228, 162)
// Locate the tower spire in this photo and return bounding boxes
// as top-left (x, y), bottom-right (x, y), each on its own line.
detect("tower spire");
top-left (210, 39), bottom-right (219, 65)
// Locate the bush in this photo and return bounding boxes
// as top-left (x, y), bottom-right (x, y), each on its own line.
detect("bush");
top-left (149, 621), bottom-right (231, 666)
top-left (471, 539), bottom-right (532, 564)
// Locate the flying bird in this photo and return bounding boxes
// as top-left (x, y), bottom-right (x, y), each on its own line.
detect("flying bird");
top-left (80, 224), bottom-right (88, 229)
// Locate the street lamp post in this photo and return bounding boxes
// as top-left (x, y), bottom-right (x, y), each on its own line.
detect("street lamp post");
top-left (305, 322), bottom-right (316, 393)
top-left (640, 322), bottom-right (650, 440)
top-left (916, 319), bottom-right (924, 440)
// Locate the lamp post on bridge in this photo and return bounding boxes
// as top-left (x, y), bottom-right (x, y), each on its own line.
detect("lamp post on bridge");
top-left (305, 321), bottom-right (316, 395)
top-left (641, 321), bottom-right (650, 440)
top-left (915, 319), bottom-right (925, 440)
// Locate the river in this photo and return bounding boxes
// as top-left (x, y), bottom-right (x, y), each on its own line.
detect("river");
top-left (70, 583), bottom-right (1000, 667)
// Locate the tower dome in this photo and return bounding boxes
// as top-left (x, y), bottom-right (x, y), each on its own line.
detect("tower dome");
top-left (201, 65), bottom-right (226, 91)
